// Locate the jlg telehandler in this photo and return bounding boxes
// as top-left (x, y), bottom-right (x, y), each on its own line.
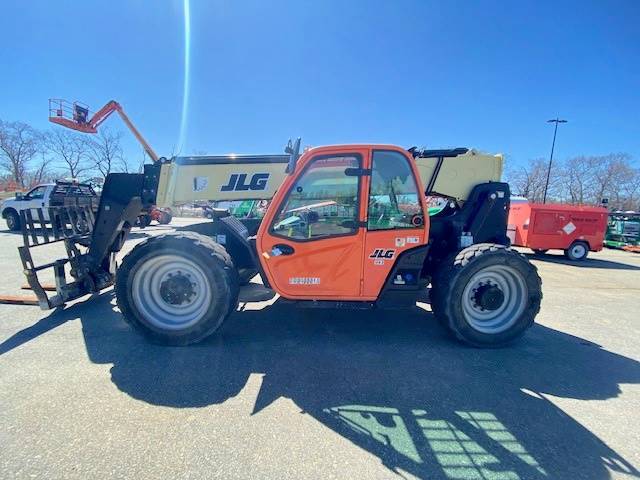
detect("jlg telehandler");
top-left (10, 99), bottom-right (542, 347)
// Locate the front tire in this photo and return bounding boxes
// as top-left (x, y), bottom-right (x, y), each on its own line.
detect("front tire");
top-left (5, 210), bottom-right (20, 231)
top-left (116, 231), bottom-right (239, 345)
top-left (431, 244), bottom-right (542, 347)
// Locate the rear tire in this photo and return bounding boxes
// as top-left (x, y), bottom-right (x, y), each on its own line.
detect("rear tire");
top-left (116, 231), bottom-right (239, 345)
top-left (4, 210), bottom-right (20, 231)
top-left (431, 243), bottom-right (542, 347)
top-left (564, 241), bottom-right (588, 261)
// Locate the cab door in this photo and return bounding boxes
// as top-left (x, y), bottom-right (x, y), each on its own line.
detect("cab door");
top-left (21, 185), bottom-right (50, 220)
top-left (362, 149), bottom-right (429, 297)
top-left (257, 148), bottom-right (368, 300)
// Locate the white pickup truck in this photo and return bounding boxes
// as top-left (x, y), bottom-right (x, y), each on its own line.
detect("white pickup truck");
top-left (1, 181), bottom-right (98, 231)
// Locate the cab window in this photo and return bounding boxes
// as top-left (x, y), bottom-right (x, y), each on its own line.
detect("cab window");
top-left (25, 186), bottom-right (47, 200)
top-left (270, 154), bottom-right (361, 240)
top-left (367, 150), bottom-right (421, 230)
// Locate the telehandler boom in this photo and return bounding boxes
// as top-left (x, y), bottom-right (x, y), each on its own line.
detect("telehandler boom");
top-left (10, 100), bottom-right (542, 347)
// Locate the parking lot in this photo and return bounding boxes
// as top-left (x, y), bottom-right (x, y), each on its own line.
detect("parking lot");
top-left (0, 218), bottom-right (639, 479)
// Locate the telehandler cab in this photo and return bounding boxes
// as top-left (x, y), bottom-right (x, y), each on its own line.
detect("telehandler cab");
top-left (10, 100), bottom-right (542, 347)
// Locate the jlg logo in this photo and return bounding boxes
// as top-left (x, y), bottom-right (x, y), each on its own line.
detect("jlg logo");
top-left (369, 248), bottom-right (395, 259)
top-left (221, 173), bottom-right (269, 192)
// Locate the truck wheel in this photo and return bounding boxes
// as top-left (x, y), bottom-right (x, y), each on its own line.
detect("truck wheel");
top-left (136, 214), bottom-right (152, 228)
top-left (116, 231), bottom-right (239, 346)
top-left (431, 244), bottom-right (542, 347)
top-left (159, 211), bottom-right (172, 225)
top-left (564, 241), bottom-right (588, 261)
top-left (4, 210), bottom-right (20, 231)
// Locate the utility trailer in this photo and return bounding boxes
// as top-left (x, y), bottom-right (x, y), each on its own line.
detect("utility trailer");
top-left (5, 99), bottom-right (542, 348)
top-left (508, 199), bottom-right (608, 260)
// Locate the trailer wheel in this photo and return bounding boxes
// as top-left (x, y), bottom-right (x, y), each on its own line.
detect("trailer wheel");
top-left (564, 241), bottom-right (588, 261)
top-left (431, 244), bottom-right (542, 347)
top-left (4, 210), bottom-right (20, 231)
top-left (116, 231), bottom-right (239, 346)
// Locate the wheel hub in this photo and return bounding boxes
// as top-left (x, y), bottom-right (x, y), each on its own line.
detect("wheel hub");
top-left (461, 264), bottom-right (528, 334)
top-left (159, 272), bottom-right (196, 305)
top-left (472, 283), bottom-right (505, 311)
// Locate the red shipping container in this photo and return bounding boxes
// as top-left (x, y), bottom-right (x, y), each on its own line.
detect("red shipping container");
top-left (507, 199), bottom-right (608, 260)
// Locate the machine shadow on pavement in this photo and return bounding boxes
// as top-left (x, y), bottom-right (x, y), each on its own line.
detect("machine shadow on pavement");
top-left (523, 252), bottom-right (640, 271)
top-left (1, 292), bottom-right (639, 479)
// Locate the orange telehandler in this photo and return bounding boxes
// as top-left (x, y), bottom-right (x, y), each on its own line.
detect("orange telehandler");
top-left (9, 99), bottom-right (542, 347)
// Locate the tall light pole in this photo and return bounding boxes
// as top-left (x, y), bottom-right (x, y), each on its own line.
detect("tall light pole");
top-left (543, 118), bottom-right (567, 203)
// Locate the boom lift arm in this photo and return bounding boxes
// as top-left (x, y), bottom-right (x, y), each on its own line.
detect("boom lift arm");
top-left (48, 99), bottom-right (159, 162)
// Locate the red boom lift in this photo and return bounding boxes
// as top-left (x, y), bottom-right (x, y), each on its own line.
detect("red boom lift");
top-left (48, 99), bottom-right (159, 162)
top-left (48, 99), bottom-right (169, 227)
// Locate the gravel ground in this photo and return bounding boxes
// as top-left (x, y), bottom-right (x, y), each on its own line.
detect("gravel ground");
top-left (0, 218), bottom-right (638, 479)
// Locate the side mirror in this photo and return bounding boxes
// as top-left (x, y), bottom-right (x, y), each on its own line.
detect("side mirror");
top-left (285, 137), bottom-right (302, 175)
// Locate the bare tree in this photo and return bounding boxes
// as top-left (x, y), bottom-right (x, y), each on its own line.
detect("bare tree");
top-left (24, 150), bottom-right (55, 186)
top-left (615, 168), bottom-right (640, 210)
top-left (46, 129), bottom-right (91, 179)
top-left (134, 146), bottom-right (153, 173)
top-left (0, 120), bottom-right (42, 188)
top-left (587, 153), bottom-right (627, 205)
top-left (505, 159), bottom-right (559, 202)
top-left (520, 153), bottom-right (640, 209)
top-left (87, 128), bottom-right (125, 177)
top-left (560, 156), bottom-right (593, 204)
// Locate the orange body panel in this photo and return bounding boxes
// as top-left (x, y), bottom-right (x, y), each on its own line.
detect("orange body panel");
top-left (361, 229), bottom-right (426, 297)
top-left (257, 145), bottom-right (429, 301)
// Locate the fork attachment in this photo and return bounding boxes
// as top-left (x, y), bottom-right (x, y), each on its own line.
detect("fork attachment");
top-left (18, 166), bottom-right (159, 309)
top-left (18, 205), bottom-right (97, 309)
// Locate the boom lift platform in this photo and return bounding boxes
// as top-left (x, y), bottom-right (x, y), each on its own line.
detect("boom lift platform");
top-left (4, 99), bottom-right (542, 348)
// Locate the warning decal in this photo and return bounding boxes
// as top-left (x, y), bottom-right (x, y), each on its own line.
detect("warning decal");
top-left (563, 222), bottom-right (577, 235)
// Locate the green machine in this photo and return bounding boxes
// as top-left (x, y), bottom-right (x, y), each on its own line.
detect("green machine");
top-left (605, 212), bottom-right (640, 248)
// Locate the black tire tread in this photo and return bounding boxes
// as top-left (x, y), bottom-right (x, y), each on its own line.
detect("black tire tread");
top-left (5, 209), bottom-right (21, 231)
top-left (431, 243), bottom-right (542, 347)
top-left (564, 240), bottom-right (589, 261)
top-left (116, 231), bottom-right (239, 345)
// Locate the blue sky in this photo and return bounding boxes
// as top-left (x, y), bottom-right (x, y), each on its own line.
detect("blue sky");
top-left (1, 0), bottom-right (638, 168)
